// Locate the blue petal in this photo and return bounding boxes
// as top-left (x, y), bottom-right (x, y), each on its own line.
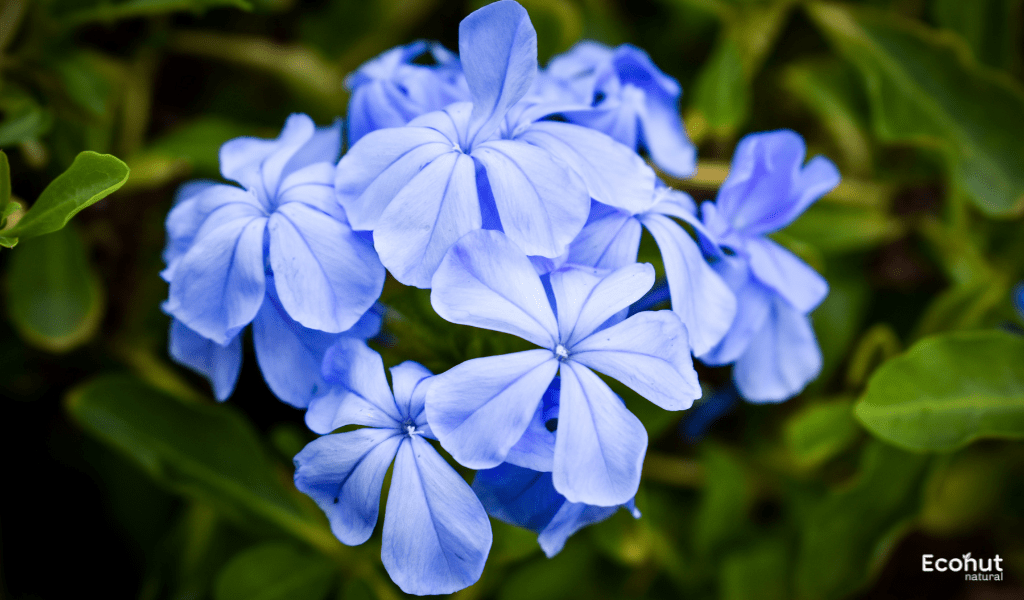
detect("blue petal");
top-left (165, 214), bottom-right (267, 345)
top-left (382, 436), bottom-right (492, 596)
top-left (699, 261), bottom-right (773, 366)
top-left (472, 140), bottom-right (590, 258)
top-left (733, 296), bottom-right (823, 402)
top-left (1014, 282), bottom-right (1024, 321)
top-left (431, 230), bottom-right (558, 347)
top-left (268, 202), bottom-right (385, 333)
top-left (334, 126), bottom-right (453, 230)
top-left (746, 237), bottom-right (828, 313)
top-left (566, 203), bottom-right (641, 271)
top-left (277, 163), bottom-right (345, 220)
top-left (553, 362), bottom-right (647, 506)
top-left (163, 180), bottom-right (219, 278)
top-left (252, 291), bottom-right (340, 409)
top-left (221, 114), bottom-right (316, 201)
top-left (460, 0), bottom-right (537, 145)
top-left (639, 212), bottom-right (736, 356)
top-left (571, 311), bottom-right (700, 410)
top-left (293, 429), bottom-right (403, 546)
top-left (308, 338), bottom-right (401, 434)
top-left (168, 318), bottom-right (242, 401)
top-left (516, 122), bottom-right (656, 214)
top-left (716, 130), bottom-right (840, 236)
top-left (472, 463), bottom-right (564, 531)
top-left (374, 151), bottom-right (481, 287)
top-left (538, 499), bottom-right (621, 558)
top-left (390, 361), bottom-right (434, 427)
top-left (550, 263), bottom-right (654, 345)
top-left (425, 350), bottom-right (558, 469)
top-left (505, 379), bottom-right (559, 472)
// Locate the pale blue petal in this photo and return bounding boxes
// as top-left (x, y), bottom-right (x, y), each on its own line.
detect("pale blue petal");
top-left (168, 318), bottom-right (242, 401)
top-left (505, 379), bottom-right (559, 472)
top-left (538, 500), bottom-right (620, 558)
top-left (733, 297), bottom-right (822, 402)
top-left (425, 350), bottom-right (558, 469)
top-left (566, 203), bottom-right (641, 271)
top-left (516, 121), bottom-right (656, 214)
top-left (699, 263), bottom-right (773, 366)
top-left (550, 263), bottom-right (654, 345)
top-left (293, 429), bottom-right (403, 546)
top-left (390, 361), bottom-right (434, 426)
top-left (308, 338), bottom-right (402, 433)
top-left (460, 0), bottom-right (537, 145)
top-left (553, 362), bottom-right (647, 506)
top-left (281, 118), bottom-right (341, 181)
top-left (277, 163), bottom-right (345, 220)
top-left (252, 292), bottom-right (339, 409)
top-left (382, 436), bottom-right (492, 596)
top-left (334, 126), bottom-right (453, 230)
top-left (639, 212), bottom-right (736, 356)
top-left (472, 140), bottom-right (589, 258)
top-left (431, 230), bottom-right (558, 347)
top-left (165, 215), bottom-right (267, 345)
top-left (635, 83), bottom-right (696, 179)
top-left (716, 130), bottom-right (839, 236)
top-left (746, 237), bottom-right (828, 313)
top-left (268, 202), bottom-right (385, 333)
top-left (571, 311), bottom-right (700, 410)
top-left (374, 152), bottom-right (481, 288)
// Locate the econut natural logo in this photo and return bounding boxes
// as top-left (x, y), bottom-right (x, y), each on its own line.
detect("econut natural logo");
top-left (922, 553), bottom-right (1005, 581)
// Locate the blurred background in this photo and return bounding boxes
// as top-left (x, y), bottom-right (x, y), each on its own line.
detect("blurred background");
top-left (1, 0), bottom-right (1024, 598)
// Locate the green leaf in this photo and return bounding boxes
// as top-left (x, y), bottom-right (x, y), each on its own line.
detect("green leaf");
top-left (808, 2), bottom-right (1024, 217)
top-left (795, 441), bottom-right (928, 600)
top-left (56, 0), bottom-right (253, 26)
top-left (215, 543), bottom-right (336, 600)
top-left (3, 151), bottom-right (129, 240)
top-left (0, 85), bottom-right (54, 147)
top-left (143, 117), bottom-right (261, 176)
top-left (65, 374), bottom-right (336, 550)
top-left (720, 539), bottom-right (790, 600)
top-left (0, 150), bottom-right (9, 217)
top-left (5, 226), bottom-right (104, 352)
top-left (783, 60), bottom-right (873, 175)
top-left (785, 399), bottom-right (860, 469)
top-left (920, 451), bottom-right (1006, 535)
top-left (693, 444), bottom-right (751, 556)
top-left (854, 330), bottom-right (1024, 452)
top-left (688, 37), bottom-right (749, 137)
top-left (782, 202), bottom-right (904, 254)
top-left (930, 0), bottom-right (1023, 72)
top-left (53, 53), bottom-right (114, 118)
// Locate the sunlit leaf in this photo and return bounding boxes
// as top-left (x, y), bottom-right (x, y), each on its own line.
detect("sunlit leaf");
top-left (809, 2), bottom-right (1024, 217)
top-left (215, 542), bottom-right (336, 600)
top-left (3, 151), bottom-right (129, 241)
top-left (5, 226), bottom-right (104, 352)
top-left (688, 37), bottom-right (749, 138)
top-left (854, 330), bottom-right (1024, 452)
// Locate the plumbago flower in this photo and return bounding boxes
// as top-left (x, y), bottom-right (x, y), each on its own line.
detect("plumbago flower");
top-left (473, 462), bottom-right (640, 558)
top-left (345, 40), bottom-right (469, 145)
top-left (543, 41), bottom-right (697, 179)
top-left (696, 130), bottom-right (840, 402)
top-left (425, 230), bottom-right (700, 506)
top-left (293, 340), bottom-right (491, 596)
top-left (335, 0), bottom-right (655, 287)
top-left (162, 114), bottom-right (386, 406)
top-left (565, 184), bottom-right (736, 356)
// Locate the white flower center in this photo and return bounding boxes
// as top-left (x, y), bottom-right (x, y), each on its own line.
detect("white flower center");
top-left (554, 343), bottom-right (570, 361)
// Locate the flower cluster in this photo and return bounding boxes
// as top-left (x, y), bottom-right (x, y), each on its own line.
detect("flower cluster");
top-left (161, 1), bottom-right (839, 594)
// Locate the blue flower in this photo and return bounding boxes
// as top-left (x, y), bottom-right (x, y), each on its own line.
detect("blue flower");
top-left (565, 184), bottom-right (737, 356)
top-left (426, 230), bottom-right (700, 506)
top-left (544, 41), bottom-right (697, 178)
top-left (162, 114), bottom-right (386, 405)
top-left (473, 462), bottom-right (639, 558)
top-left (335, 0), bottom-right (655, 287)
top-left (293, 341), bottom-right (492, 596)
top-left (1014, 283), bottom-right (1024, 322)
top-left (345, 40), bottom-right (469, 146)
top-left (697, 130), bottom-right (840, 402)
